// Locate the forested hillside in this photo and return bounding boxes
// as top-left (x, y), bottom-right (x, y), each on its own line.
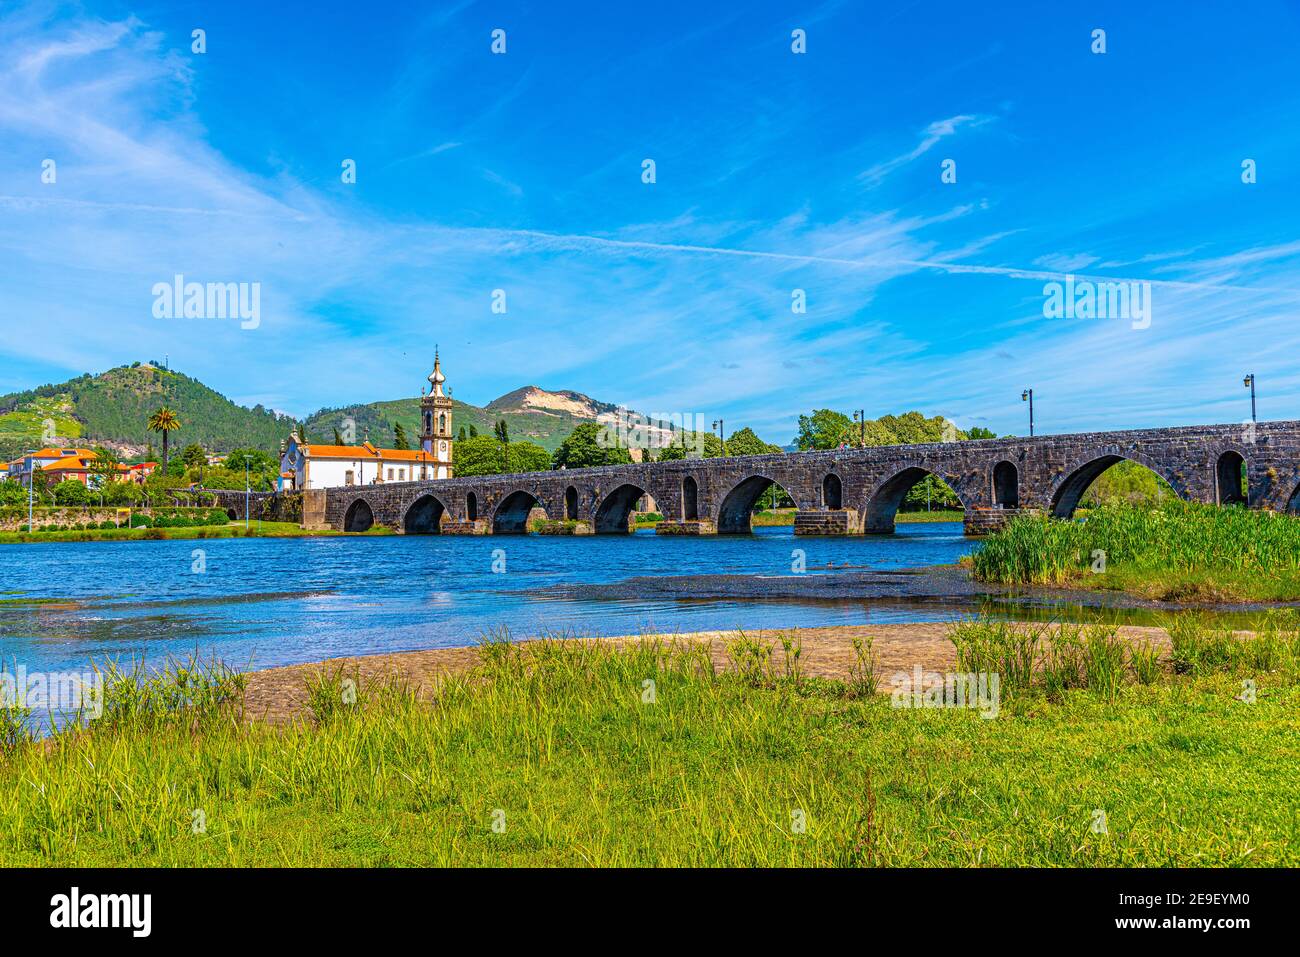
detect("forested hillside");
top-left (0, 363), bottom-right (295, 460)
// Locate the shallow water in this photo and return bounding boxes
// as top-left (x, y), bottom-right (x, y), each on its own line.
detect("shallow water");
top-left (0, 523), bottom-right (976, 676)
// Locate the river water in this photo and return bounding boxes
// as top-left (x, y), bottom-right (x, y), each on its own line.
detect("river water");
top-left (0, 523), bottom-right (976, 676)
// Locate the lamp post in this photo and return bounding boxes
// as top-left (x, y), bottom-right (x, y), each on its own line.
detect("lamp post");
top-left (25, 449), bottom-right (34, 531)
top-left (1243, 373), bottom-right (1256, 423)
top-left (244, 460), bottom-right (250, 530)
top-left (712, 419), bottom-right (725, 457)
top-left (853, 409), bottom-right (865, 448)
top-left (1021, 389), bottom-right (1034, 437)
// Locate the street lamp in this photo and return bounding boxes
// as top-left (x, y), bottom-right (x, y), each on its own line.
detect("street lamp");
top-left (1243, 373), bottom-right (1256, 423)
top-left (244, 460), bottom-right (250, 530)
top-left (712, 419), bottom-right (725, 456)
top-left (24, 448), bottom-right (35, 532)
top-left (853, 409), bottom-right (865, 448)
top-left (1021, 389), bottom-right (1034, 437)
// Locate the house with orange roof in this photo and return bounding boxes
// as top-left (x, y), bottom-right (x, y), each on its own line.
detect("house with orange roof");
top-left (7, 447), bottom-right (132, 488)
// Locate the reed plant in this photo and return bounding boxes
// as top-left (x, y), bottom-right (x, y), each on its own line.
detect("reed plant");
top-left (971, 501), bottom-right (1300, 598)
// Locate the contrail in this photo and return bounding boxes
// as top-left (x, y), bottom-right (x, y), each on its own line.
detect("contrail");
top-left (490, 227), bottom-right (1300, 298)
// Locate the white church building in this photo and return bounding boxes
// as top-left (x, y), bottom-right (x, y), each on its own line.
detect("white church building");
top-left (279, 354), bottom-right (455, 490)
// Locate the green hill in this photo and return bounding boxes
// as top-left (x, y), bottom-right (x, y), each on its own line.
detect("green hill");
top-left (0, 363), bottom-right (295, 461)
top-left (304, 385), bottom-right (618, 453)
top-left (0, 366), bottom-right (633, 463)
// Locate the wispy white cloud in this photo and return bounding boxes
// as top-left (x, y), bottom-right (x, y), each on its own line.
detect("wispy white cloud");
top-left (2, 5), bottom-right (1297, 445)
top-left (859, 114), bottom-right (992, 187)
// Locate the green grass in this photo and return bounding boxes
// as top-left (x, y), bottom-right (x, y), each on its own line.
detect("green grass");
top-left (2, 620), bottom-right (1297, 866)
top-left (624, 509), bottom-right (964, 529)
top-left (0, 521), bottom-right (392, 544)
top-left (972, 501), bottom-right (1300, 601)
top-left (895, 509), bottom-right (965, 523)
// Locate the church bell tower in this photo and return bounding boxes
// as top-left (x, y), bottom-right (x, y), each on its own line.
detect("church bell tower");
top-left (419, 350), bottom-right (454, 479)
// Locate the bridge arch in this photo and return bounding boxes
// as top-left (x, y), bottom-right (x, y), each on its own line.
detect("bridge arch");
top-left (343, 497), bottom-right (374, 533)
top-left (717, 474), bottom-right (795, 534)
top-left (1050, 452), bottom-right (1181, 519)
top-left (595, 483), bottom-right (648, 533)
top-left (1215, 450), bottom-right (1247, 505)
top-left (466, 491), bottom-right (479, 522)
top-left (403, 493), bottom-right (447, 534)
top-left (992, 460), bottom-right (1019, 508)
top-left (564, 485), bottom-right (579, 520)
top-left (863, 466), bottom-right (967, 533)
top-left (493, 490), bottom-right (543, 534)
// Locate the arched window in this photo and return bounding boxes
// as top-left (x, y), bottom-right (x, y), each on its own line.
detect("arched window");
top-left (1216, 451), bottom-right (1247, 505)
top-left (992, 461), bottom-right (1018, 508)
top-left (822, 473), bottom-right (843, 509)
top-left (682, 476), bottom-right (699, 521)
top-left (439, 413), bottom-right (447, 434)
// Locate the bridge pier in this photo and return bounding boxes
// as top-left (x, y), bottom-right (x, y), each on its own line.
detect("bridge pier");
top-left (441, 519), bottom-right (491, 535)
top-left (535, 519), bottom-right (595, 535)
top-left (793, 509), bottom-right (861, 535)
top-left (963, 507), bottom-right (1038, 536)
top-left (656, 520), bottom-right (717, 535)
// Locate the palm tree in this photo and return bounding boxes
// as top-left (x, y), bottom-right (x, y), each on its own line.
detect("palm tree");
top-left (147, 407), bottom-right (180, 471)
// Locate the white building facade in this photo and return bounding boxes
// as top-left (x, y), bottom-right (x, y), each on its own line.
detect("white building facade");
top-left (278, 357), bottom-right (454, 490)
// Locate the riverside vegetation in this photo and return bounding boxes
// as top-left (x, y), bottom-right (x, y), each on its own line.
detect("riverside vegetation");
top-left (972, 501), bottom-right (1300, 602)
top-left (1, 615), bottom-right (1296, 866)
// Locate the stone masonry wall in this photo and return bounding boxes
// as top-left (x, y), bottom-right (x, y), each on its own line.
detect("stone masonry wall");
top-left (307, 420), bottom-right (1300, 536)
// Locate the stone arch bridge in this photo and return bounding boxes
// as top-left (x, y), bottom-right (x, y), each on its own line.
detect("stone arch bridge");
top-left (282, 421), bottom-right (1300, 537)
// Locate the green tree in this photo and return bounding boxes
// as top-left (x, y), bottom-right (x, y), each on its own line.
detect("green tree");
top-left (393, 422), bottom-right (409, 450)
top-left (87, 446), bottom-right (121, 504)
top-left (457, 426), bottom-right (467, 443)
top-left (147, 406), bottom-right (180, 469)
top-left (795, 410), bottom-right (854, 450)
top-left (223, 449), bottom-right (280, 491)
top-left (724, 427), bottom-right (782, 457)
top-left (0, 479), bottom-right (26, 506)
top-left (333, 426), bottom-right (344, 445)
top-left (454, 435), bottom-right (510, 477)
top-left (1080, 460), bottom-right (1174, 507)
top-left (468, 424), bottom-right (479, 438)
top-left (508, 441), bottom-right (551, 474)
top-left (656, 430), bottom-right (723, 460)
top-left (967, 426), bottom-right (997, 440)
top-left (103, 480), bottom-right (143, 506)
top-left (494, 420), bottom-right (510, 471)
top-left (52, 478), bottom-right (92, 506)
top-left (181, 443), bottom-right (207, 471)
top-left (552, 422), bottom-right (632, 469)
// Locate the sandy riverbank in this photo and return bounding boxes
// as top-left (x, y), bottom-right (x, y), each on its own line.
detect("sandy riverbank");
top-left (240, 621), bottom-right (1174, 723)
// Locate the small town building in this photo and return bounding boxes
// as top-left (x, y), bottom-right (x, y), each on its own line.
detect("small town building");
top-left (5, 447), bottom-right (137, 487)
top-left (278, 356), bottom-right (455, 490)
top-left (126, 462), bottom-right (159, 484)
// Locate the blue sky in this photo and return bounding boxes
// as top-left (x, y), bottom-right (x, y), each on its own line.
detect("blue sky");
top-left (2, 0), bottom-right (1299, 445)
